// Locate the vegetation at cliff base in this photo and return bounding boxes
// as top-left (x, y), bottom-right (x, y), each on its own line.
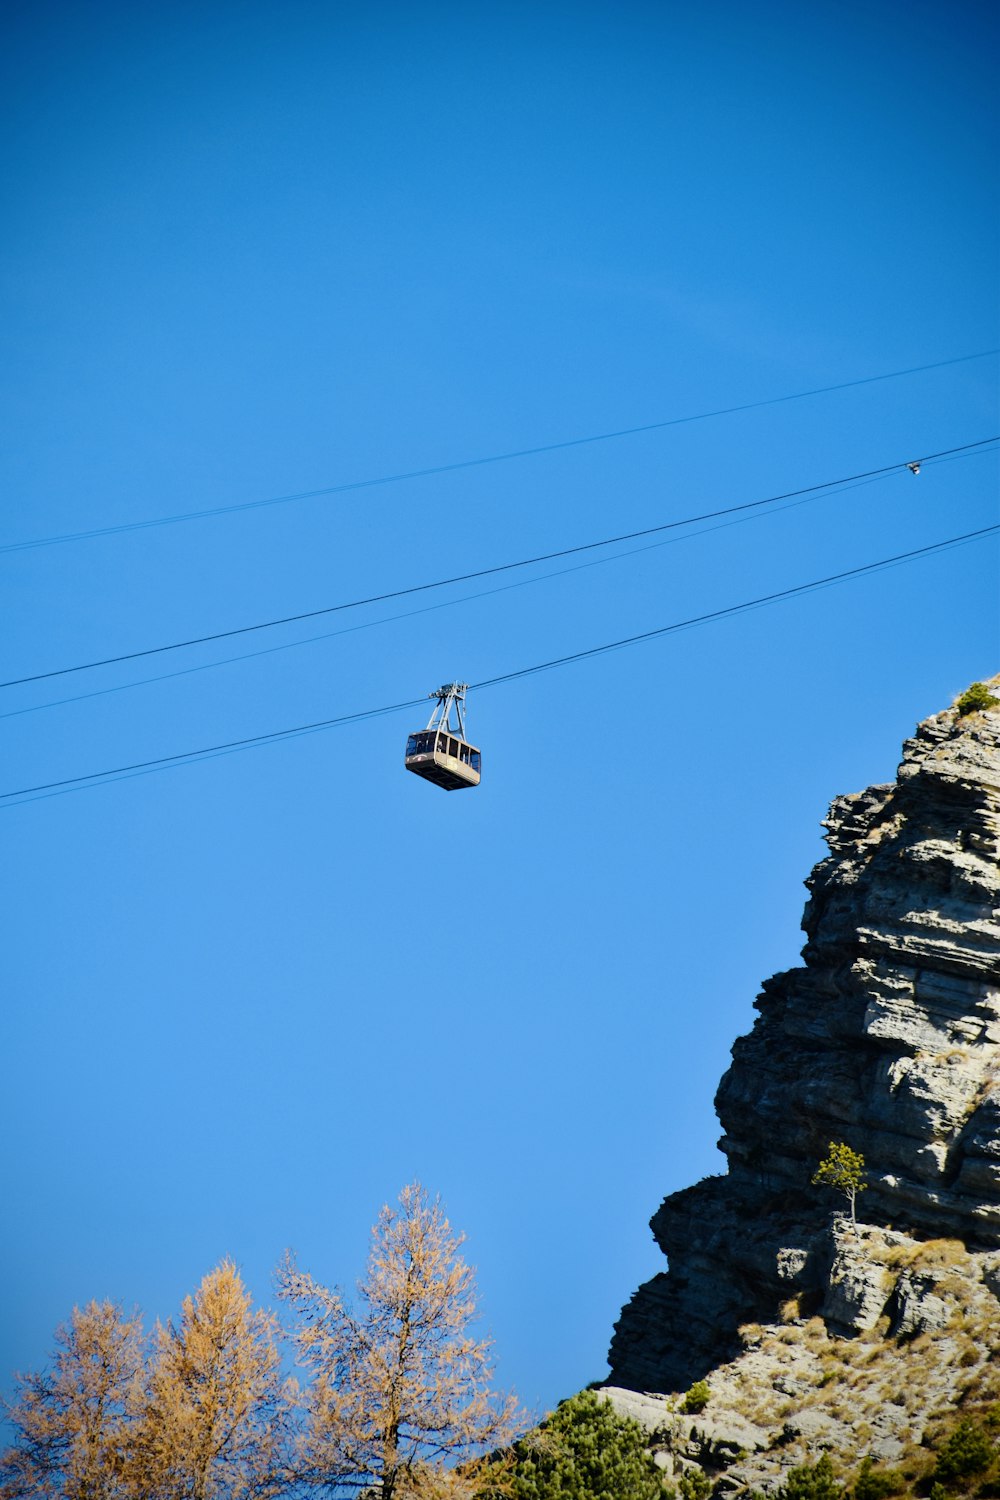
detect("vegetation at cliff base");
top-left (4, 1228), bottom-right (1000, 1499)
top-left (931, 1415), bottom-right (998, 1486)
top-left (676, 1468), bottom-right (713, 1500)
top-left (479, 1390), bottom-right (665, 1500)
top-left (851, 1456), bottom-right (905, 1500)
top-left (705, 1418), bottom-right (1000, 1500)
top-left (777, 1453), bottom-right (842, 1500)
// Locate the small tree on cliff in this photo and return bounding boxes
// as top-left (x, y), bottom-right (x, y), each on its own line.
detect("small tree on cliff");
top-left (812, 1142), bottom-right (867, 1223)
top-left (955, 681), bottom-right (1000, 716)
top-left (278, 1183), bottom-right (520, 1499)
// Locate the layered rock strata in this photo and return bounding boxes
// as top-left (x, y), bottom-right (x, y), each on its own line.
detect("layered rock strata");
top-left (608, 686), bottom-right (1000, 1396)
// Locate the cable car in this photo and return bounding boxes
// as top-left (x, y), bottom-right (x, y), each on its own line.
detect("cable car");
top-left (405, 683), bottom-right (481, 791)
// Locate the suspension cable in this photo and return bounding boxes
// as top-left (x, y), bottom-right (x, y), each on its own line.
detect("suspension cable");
top-left (3, 348), bottom-right (995, 554)
top-left (3, 522), bottom-right (995, 806)
top-left (4, 436), bottom-right (995, 690)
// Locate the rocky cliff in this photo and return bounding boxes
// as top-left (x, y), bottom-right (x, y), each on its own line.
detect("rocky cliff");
top-left (603, 681), bottom-right (1000, 1487)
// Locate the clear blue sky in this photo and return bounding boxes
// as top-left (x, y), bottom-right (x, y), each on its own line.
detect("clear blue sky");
top-left (2, 0), bottom-right (997, 1416)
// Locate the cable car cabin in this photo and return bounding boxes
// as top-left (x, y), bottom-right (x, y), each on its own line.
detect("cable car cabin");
top-left (406, 682), bottom-right (481, 792)
top-left (405, 730), bottom-right (481, 791)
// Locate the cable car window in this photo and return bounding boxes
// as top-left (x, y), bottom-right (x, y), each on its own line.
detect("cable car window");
top-left (406, 736), bottom-right (419, 756)
top-left (470, 751), bottom-right (481, 772)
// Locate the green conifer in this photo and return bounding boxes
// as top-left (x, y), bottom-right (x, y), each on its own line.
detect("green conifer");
top-left (487, 1389), bottom-right (665, 1500)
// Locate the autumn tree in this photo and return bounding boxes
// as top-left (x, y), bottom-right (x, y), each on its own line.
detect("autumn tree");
top-left (812, 1141), bottom-right (867, 1223)
top-left (130, 1259), bottom-right (290, 1500)
top-left (278, 1182), bottom-right (520, 1498)
top-left (0, 1299), bottom-right (144, 1500)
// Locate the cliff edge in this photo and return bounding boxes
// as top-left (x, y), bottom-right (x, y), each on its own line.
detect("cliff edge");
top-left (607, 680), bottom-right (1000, 1434)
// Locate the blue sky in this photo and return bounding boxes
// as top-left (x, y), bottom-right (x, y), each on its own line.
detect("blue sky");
top-left (2, 0), bottom-right (998, 1415)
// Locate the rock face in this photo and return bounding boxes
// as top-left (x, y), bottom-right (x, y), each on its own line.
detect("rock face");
top-left (608, 687), bottom-right (1000, 1397)
top-left (601, 1230), bottom-right (1000, 1487)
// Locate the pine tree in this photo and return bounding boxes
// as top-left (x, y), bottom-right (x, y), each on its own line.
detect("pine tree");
top-left (778, 1454), bottom-right (842, 1500)
top-left (0, 1300), bottom-right (144, 1500)
top-left (931, 1416), bottom-right (997, 1484)
top-left (130, 1260), bottom-right (289, 1499)
top-left (482, 1389), bottom-right (664, 1500)
top-left (278, 1182), bottom-right (520, 1498)
top-left (812, 1142), bottom-right (867, 1222)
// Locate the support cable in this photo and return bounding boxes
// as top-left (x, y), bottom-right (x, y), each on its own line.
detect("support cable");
top-left (2, 350), bottom-right (995, 555)
top-left (3, 522), bottom-right (996, 806)
top-left (0, 464), bottom-right (902, 722)
top-left (3, 436), bottom-right (995, 690)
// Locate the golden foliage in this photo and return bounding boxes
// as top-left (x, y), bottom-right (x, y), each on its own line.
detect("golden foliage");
top-left (278, 1182), bottom-right (522, 1500)
top-left (129, 1259), bottom-right (289, 1500)
top-left (2, 1188), bottom-right (522, 1499)
top-left (0, 1300), bottom-right (143, 1500)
